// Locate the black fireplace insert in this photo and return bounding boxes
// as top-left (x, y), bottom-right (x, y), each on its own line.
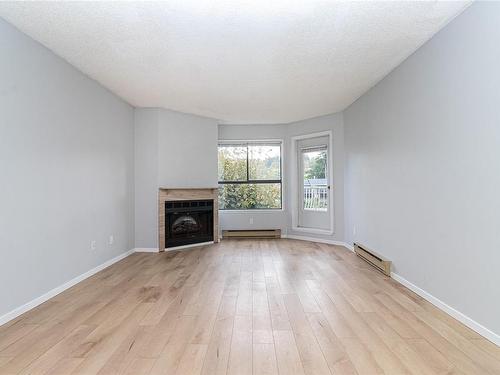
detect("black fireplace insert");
top-left (165, 199), bottom-right (214, 248)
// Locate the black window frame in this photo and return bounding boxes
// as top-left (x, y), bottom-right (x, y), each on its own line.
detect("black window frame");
top-left (218, 141), bottom-right (283, 210)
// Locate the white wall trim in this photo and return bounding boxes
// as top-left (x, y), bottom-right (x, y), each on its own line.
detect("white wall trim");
top-left (343, 242), bottom-right (355, 252)
top-left (133, 248), bottom-right (159, 253)
top-left (0, 249), bottom-right (135, 327)
top-left (391, 272), bottom-right (500, 347)
top-left (291, 226), bottom-right (334, 236)
top-left (290, 131), bottom-right (335, 234)
top-left (282, 234), bottom-right (349, 249)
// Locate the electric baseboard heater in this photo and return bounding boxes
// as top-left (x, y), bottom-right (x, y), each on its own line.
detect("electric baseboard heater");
top-left (354, 243), bottom-right (391, 276)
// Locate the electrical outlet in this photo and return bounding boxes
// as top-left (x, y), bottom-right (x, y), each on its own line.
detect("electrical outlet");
top-left (109, 235), bottom-right (114, 245)
top-left (249, 217), bottom-right (254, 225)
top-left (90, 240), bottom-right (97, 251)
top-left (353, 226), bottom-right (357, 236)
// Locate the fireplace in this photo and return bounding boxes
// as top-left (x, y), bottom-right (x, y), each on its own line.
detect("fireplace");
top-left (165, 200), bottom-right (214, 248)
top-left (159, 188), bottom-right (219, 251)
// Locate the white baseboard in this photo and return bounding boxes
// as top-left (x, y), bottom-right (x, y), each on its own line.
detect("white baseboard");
top-left (133, 248), bottom-right (159, 253)
top-left (343, 242), bottom-right (354, 252)
top-left (391, 272), bottom-right (500, 347)
top-left (0, 249), bottom-right (135, 327)
top-left (282, 234), bottom-right (351, 250)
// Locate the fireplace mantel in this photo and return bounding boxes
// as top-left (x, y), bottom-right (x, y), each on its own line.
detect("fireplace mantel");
top-left (158, 188), bottom-right (219, 251)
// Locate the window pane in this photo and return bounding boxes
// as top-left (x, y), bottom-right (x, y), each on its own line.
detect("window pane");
top-left (218, 145), bottom-right (247, 181)
top-left (248, 144), bottom-right (280, 180)
top-left (302, 149), bottom-right (328, 211)
top-left (218, 183), bottom-right (281, 209)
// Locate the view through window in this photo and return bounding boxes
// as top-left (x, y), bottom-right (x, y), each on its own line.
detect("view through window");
top-left (302, 147), bottom-right (328, 211)
top-left (218, 142), bottom-right (282, 209)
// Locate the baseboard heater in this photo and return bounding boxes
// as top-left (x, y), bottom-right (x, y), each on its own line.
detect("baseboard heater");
top-left (354, 243), bottom-right (391, 276)
top-left (222, 229), bottom-right (281, 239)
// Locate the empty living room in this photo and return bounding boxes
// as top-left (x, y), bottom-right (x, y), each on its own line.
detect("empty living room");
top-left (1, 1), bottom-right (500, 374)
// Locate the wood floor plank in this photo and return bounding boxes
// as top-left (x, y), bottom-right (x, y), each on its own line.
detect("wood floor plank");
top-left (372, 293), bottom-right (422, 339)
top-left (0, 357), bottom-right (13, 368)
top-left (406, 338), bottom-right (462, 375)
top-left (283, 293), bottom-right (332, 375)
top-left (0, 302), bottom-right (107, 374)
top-left (0, 324), bottom-right (38, 352)
top-left (174, 344), bottom-right (208, 375)
top-left (200, 316), bottom-right (234, 375)
top-left (321, 282), bottom-right (414, 374)
top-left (273, 330), bottom-right (306, 375)
top-left (44, 358), bottom-right (84, 375)
top-left (306, 280), bottom-right (357, 339)
top-left (470, 338), bottom-right (500, 362)
top-left (413, 309), bottom-right (500, 374)
top-left (0, 239), bottom-right (497, 375)
top-left (340, 338), bottom-right (384, 375)
top-left (189, 282), bottom-right (225, 344)
top-left (227, 314), bottom-right (252, 375)
top-left (306, 312), bottom-right (358, 374)
top-left (236, 272), bottom-right (253, 315)
top-left (149, 341), bottom-right (187, 375)
top-left (71, 303), bottom-right (153, 375)
top-left (137, 284), bottom-right (199, 358)
top-left (378, 293), bottom-right (489, 375)
top-left (122, 358), bottom-right (156, 375)
top-left (266, 279), bottom-right (292, 331)
top-left (360, 313), bottom-right (438, 375)
top-left (18, 324), bottom-right (96, 375)
top-left (139, 270), bottom-right (188, 326)
top-left (253, 343), bottom-right (278, 375)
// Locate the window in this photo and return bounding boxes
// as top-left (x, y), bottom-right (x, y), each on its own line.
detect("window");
top-left (301, 146), bottom-right (328, 211)
top-left (218, 141), bottom-right (282, 210)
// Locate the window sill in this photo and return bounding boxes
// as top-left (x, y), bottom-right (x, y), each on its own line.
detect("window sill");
top-left (219, 209), bottom-right (285, 214)
top-left (291, 226), bottom-right (334, 235)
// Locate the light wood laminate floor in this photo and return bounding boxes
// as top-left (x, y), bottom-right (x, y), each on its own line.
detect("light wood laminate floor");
top-left (0, 239), bottom-right (499, 375)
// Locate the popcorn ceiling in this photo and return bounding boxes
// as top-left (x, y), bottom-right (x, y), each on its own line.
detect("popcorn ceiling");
top-left (0, 1), bottom-right (470, 124)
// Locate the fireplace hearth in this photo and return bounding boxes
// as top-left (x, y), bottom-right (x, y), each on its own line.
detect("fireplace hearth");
top-left (165, 200), bottom-right (214, 248)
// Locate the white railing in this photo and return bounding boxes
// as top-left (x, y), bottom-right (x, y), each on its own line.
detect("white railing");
top-left (303, 186), bottom-right (328, 211)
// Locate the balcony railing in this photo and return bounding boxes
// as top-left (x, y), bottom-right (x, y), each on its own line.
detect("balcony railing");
top-left (303, 185), bottom-right (328, 211)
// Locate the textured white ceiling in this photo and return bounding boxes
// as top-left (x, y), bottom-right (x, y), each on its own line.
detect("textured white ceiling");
top-left (0, 1), bottom-right (470, 124)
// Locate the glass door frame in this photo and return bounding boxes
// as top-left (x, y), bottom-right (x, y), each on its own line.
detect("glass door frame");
top-left (290, 131), bottom-right (334, 235)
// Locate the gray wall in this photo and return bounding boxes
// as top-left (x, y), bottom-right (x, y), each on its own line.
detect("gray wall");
top-left (344, 2), bottom-right (500, 335)
top-left (134, 109), bottom-right (158, 248)
top-left (218, 113), bottom-right (345, 243)
top-left (158, 109), bottom-right (218, 189)
top-left (134, 108), bottom-right (219, 248)
top-left (0, 19), bottom-right (135, 318)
